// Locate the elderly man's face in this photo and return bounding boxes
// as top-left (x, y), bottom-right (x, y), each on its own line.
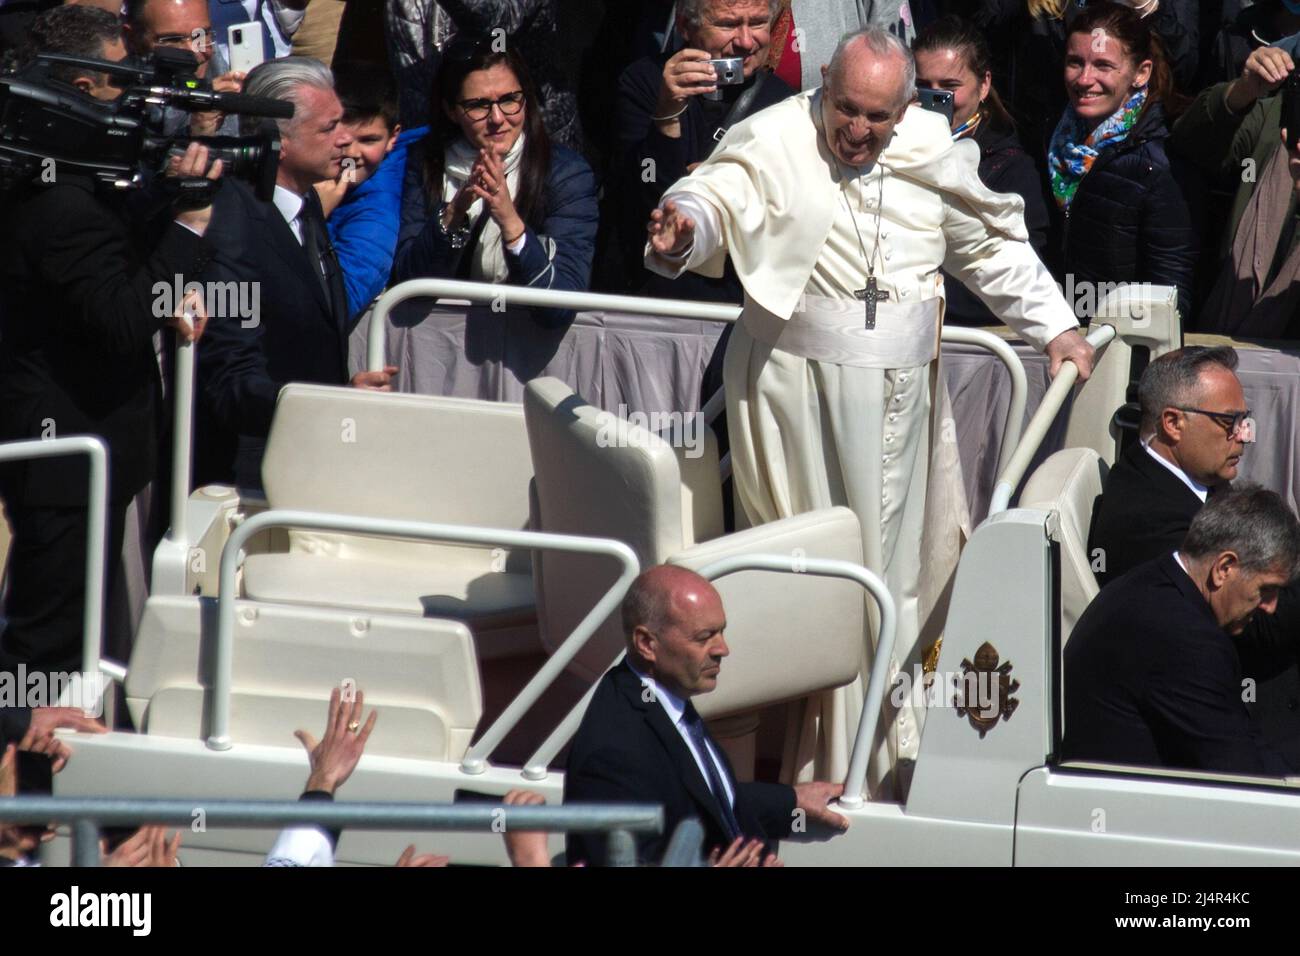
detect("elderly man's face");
top-left (683, 0), bottom-right (772, 79)
top-left (280, 84), bottom-right (353, 186)
top-left (636, 580), bottom-right (729, 699)
top-left (819, 44), bottom-right (910, 168)
top-left (1164, 365), bottom-right (1249, 487)
top-left (1210, 559), bottom-right (1289, 635)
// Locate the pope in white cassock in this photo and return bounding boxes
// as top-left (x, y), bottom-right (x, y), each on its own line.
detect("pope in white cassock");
top-left (645, 28), bottom-right (1095, 798)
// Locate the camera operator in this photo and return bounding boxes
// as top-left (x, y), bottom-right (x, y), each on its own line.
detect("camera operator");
top-left (123, 0), bottom-right (246, 136)
top-left (0, 4), bottom-right (223, 685)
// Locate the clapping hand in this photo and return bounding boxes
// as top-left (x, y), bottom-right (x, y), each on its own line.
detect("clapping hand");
top-left (708, 836), bottom-right (784, 867)
top-left (469, 148), bottom-right (526, 243)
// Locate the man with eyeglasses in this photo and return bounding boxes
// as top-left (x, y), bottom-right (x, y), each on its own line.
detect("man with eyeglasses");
top-left (123, 0), bottom-right (244, 135)
top-left (1090, 345), bottom-right (1300, 768)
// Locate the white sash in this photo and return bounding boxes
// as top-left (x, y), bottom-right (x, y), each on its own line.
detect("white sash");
top-left (741, 292), bottom-right (944, 370)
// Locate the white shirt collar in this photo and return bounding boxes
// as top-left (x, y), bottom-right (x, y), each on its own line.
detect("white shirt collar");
top-left (272, 184), bottom-right (306, 228)
top-left (1142, 439), bottom-right (1209, 503)
top-left (626, 660), bottom-right (688, 726)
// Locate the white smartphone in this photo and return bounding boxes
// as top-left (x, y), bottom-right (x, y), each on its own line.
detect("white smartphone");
top-left (227, 22), bottom-right (265, 75)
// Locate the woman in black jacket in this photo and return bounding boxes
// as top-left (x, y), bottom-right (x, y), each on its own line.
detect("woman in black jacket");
top-left (1047, 1), bottom-right (1196, 322)
top-left (914, 15), bottom-right (1051, 325)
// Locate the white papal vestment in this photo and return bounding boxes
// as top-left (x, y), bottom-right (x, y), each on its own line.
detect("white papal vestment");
top-left (647, 90), bottom-right (1077, 797)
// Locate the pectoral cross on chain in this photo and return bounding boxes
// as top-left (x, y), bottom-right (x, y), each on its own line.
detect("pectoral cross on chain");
top-left (854, 276), bottom-right (890, 330)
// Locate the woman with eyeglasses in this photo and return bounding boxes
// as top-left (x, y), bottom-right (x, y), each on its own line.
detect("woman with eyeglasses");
top-left (392, 39), bottom-right (598, 326)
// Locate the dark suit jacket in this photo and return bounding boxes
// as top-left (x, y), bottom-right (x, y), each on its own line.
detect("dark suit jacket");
top-left (0, 176), bottom-right (212, 507)
top-left (1063, 553), bottom-right (1290, 775)
top-left (1089, 438), bottom-right (1300, 767)
top-left (195, 179), bottom-right (350, 489)
top-left (564, 661), bottom-right (796, 866)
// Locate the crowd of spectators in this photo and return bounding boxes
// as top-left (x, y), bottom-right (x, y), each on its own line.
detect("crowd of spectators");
top-left (6, 0), bottom-right (1300, 865)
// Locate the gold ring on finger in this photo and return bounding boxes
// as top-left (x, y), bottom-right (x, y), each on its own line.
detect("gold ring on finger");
top-left (347, 721), bottom-right (360, 733)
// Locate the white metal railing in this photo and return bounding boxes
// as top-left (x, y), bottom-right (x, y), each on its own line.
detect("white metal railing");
top-left (152, 339), bottom-right (196, 595)
top-left (367, 279), bottom-right (1030, 478)
top-left (520, 553), bottom-right (896, 811)
top-left (986, 324), bottom-right (1118, 516)
top-left (366, 279), bottom-right (740, 373)
top-left (0, 437), bottom-right (108, 683)
top-left (212, 510), bottom-right (639, 764)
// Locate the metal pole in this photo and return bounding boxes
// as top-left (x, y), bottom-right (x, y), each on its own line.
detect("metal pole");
top-left (939, 326), bottom-right (1030, 474)
top-left (209, 510), bottom-right (638, 753)
top-left (660, 818), bottom-right (706, 867)
top-left (607, 828), bottom-right (637, 867)
top-left (167, 339), bottom-right (194, 549)
top-left (694, 554), bottom-right (895, 811)
top-left (987, 324), bottom-right (1117, 516)
top-left (72, 818), bottom-right (100, 868)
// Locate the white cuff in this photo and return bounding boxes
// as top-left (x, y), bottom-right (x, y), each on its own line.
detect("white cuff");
top-left (643, 192), bottom-right (722, 278)
top-left (506, 231), bottom-right (527, 255)
top-left (264, 826), bottom-right (334, 867)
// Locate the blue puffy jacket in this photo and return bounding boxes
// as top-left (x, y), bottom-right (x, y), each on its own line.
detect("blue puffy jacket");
top-left (328, 125), bottom-right (428, 324)
top-left (391, 136), bottom-right (598, 326)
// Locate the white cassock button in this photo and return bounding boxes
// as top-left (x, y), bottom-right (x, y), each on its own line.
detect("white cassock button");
top-left (899, 372), bottom-right (909, 384)
top-left (884, 251), bottom-right (892, 260)
top-left (893, 395), bottom-right (903, 405)
top-left (900, 289), bottom-right (910, 298)
top-left (882, 494), bottom-right (890, 505)
top-left (888, 413), bottom-right (898, 423)
top-left (884, 434), bottom-right (894, 444)
top-left (882, 454), bottom-right (890, 464)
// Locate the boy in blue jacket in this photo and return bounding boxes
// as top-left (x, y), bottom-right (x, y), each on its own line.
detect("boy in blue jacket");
top-left (319, 63), bottom-right (428, 326)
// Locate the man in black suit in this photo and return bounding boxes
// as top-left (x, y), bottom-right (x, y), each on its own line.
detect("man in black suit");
top-left (564, 564), bottom-right (848, 866)
top-left (1090, 346), bottom-right (1247, 587)
top-left (195, 56), bottom-right (396, 489)
top-left (0, 6), bottom-right (219, 678)
top-left (1088, 346), bottom-right (1300, 766)
top-left (1065, 486), bottom-right (1300, 774)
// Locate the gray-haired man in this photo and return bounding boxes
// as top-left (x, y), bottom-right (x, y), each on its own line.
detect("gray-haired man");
top-left (195, 56), bottom-right (394, 489)
top-left (1065, 485), bottom-right (1300, 775)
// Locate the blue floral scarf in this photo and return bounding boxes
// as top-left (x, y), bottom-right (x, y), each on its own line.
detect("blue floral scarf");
top-left (1048, 87), bottom-right (1147, 210)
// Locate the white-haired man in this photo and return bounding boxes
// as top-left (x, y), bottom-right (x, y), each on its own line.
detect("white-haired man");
top-left (646, 29), bottom-right (1094, 796)
top-left (195, 57), bottom-right (395, 489)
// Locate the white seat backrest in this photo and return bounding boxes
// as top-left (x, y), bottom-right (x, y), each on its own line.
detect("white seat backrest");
top-left (261, 384), bottom-right (534, 573)
top-left (1020, 448), bottom-right (1109, 642)
top-left (524, 378), bottom-right (721, 679)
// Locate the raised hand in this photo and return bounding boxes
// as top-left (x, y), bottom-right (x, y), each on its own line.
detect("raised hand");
top-left (1228, 46), bottom-right (1295, 112)
top-left (647, 199), bottom-right (696, 258)
top-left (294, 686), bottom-right (377, 796)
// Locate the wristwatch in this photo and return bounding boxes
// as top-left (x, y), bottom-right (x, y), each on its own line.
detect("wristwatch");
top-left (439, 206), bottom-right (472, 249)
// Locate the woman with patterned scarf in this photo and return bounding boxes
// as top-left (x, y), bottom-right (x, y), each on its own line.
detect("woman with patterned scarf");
top-left (1046, 1), bottom-right (1196, 323)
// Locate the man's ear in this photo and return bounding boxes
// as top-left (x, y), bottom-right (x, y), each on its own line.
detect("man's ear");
top-left (1210, 551), bottom-right (1238, 589)
top-left (1160, 406), bottom-right (1184, 444)
top-left (631, 625), bottom-right (657, 665)
top-left (72, 76), bottom-right (95, 95)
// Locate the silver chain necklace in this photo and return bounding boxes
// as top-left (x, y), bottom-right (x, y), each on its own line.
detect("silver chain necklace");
top-left (842, 164), bottom-right (889, 330)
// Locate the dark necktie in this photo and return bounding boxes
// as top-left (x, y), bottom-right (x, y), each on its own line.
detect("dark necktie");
top-left (298, 191), bottom-right (348, 326)
top-left (681, 702), bottom-right (741, 841)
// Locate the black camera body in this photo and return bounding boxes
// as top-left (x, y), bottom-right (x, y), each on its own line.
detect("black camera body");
top-left (0, 47), bottom-right (292, 198)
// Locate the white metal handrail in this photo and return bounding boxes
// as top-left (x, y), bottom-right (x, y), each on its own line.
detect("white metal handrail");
top-left (987, 323), bottom-right (1118, 516)
top-left (521, 554), bottom-right (896, 813)
top-left (152, 339), bottom-right (196, 595)
top-left (212, 510), bottom-right (640, 766)
top-left (368, 280), bottom-right (1030, 479)
top-left (0, 437), bottom-right (108, 682)
top-left (366, 278), bottom-right (740, 372)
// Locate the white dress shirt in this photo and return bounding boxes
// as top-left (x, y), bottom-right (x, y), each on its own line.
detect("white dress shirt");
top-left (1143, 440), bottom-right (1209, 503)
top-left (273, 185), bottom-right (306, 244)
top-left (627, 662), bottom-right (736, 808)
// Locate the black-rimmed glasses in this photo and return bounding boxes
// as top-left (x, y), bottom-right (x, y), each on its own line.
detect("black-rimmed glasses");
top-left (458, 91), bottom-right (525, 120)
top-left (1176, 406), bottom-right (1253, 439)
